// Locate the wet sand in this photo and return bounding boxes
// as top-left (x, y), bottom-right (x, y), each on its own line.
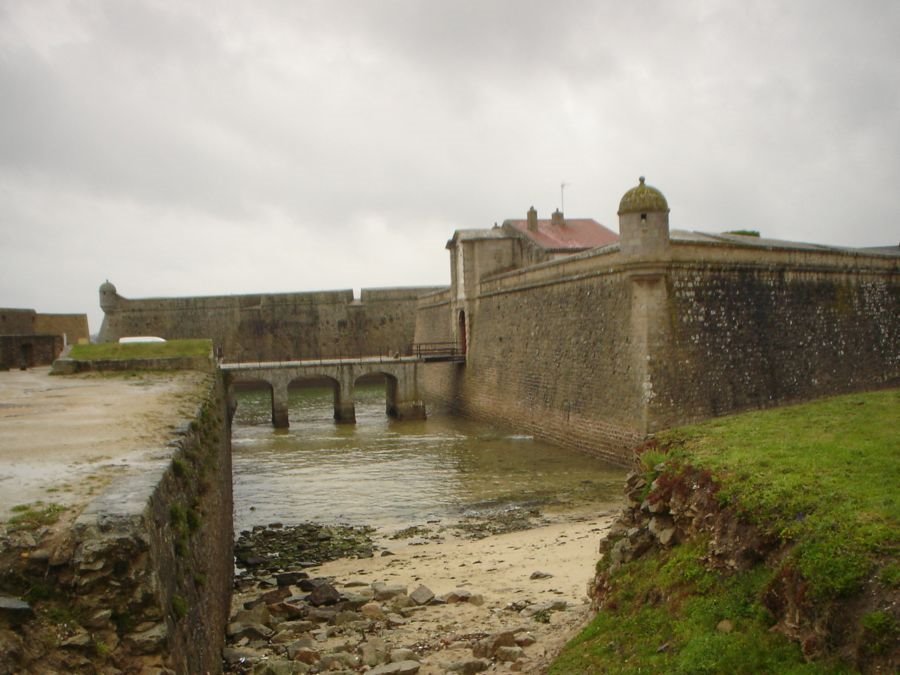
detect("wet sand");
top-left (0, 367), bottom-right (207, 520)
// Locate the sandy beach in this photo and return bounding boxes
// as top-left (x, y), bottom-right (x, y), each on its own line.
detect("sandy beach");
top-left (0, 367), bottom-right (206, 520)
top-left (231, 505), bottom-right (620, 673)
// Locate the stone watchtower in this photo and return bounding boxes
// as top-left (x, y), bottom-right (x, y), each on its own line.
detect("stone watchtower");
top-left (617, 176), bottom-right (670, 257)
top-left (99, 280), bottom-right (118, 313)
top-left (98, 280), bottom-right (119, 343)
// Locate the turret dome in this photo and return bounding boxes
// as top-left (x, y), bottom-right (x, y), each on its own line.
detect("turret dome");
top-left (617, 176), bottom-right (669, 215)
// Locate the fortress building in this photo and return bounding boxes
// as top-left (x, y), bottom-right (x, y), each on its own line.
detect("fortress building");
top-left (98, 178), bottom-right (900, 464)
top-left (0, 308), bottom-right (89, 370)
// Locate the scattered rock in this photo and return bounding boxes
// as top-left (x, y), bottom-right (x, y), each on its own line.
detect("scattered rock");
top-left (495, 645), bottom-right (525, 662)
top-left (446, 658), bottom-right (491, 674)
top-left (372, 582), bottom-right (407, 601)
top-left (307, 581), bottom-right (341, 607)
top-left (529, 571), bottom-right (553, 580)
top-left (0, 596), bottom-right (34, 626)
top-left (361, 602), bottom-right (386, 620)
top-left (275, 571), bottom-right (309, 586)
top-left (716, 619), bottom-right (734, 633)
top-left (360, 637), bottom-right (389, 666)
top-left (515, 632), bottom-right (536, 647)
top-left (390, 647), bottom-right (418, 662)
top-left (368, 661), bottom-right (421, 675)
top-left (409, 583), bottom-right (435, 605)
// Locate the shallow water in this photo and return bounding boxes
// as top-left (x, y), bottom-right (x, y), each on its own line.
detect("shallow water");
top-left (231, 384), bottom-right (627, 535)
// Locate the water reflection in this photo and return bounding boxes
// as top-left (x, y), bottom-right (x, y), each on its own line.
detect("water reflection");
top-left (231, 384), bottom-right (626, 534)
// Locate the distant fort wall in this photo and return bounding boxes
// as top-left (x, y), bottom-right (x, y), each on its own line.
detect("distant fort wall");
top-left (98, 285), bottom-right (446, 362)
top-left (0, 307), bottom-right (89, 368)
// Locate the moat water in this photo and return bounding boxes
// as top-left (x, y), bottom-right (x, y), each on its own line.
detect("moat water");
top-left (231, 384), bottom-right (627, 536)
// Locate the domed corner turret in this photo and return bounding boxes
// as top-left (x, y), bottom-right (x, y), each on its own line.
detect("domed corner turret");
top-left (99, 279), bottom-right (119, 312)
top-left (617, 176), bottom-right (670, 258)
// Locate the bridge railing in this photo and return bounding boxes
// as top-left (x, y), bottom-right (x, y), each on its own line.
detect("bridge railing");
top-left (409, 342), bottom-right (466, 361)
top-left (219, 342), bottom-right (465, 368)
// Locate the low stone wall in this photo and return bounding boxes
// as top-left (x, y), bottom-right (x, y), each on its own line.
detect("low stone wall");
top-left (1, 372), bottom-right (232, 673)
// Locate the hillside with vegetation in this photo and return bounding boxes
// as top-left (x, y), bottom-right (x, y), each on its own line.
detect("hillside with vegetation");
top-left (552, 389), bottom-right (899, 674)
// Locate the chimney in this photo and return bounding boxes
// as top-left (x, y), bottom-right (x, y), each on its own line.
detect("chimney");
top-left (527, 206), bottom-right (538, 232)
top-left (551, 208), bottom-right (565, 227)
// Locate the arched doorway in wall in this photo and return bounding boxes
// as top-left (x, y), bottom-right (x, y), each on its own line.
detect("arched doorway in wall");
top-left (355, 372), bottom-right (401, 419)
top-left (458, 310), bottom-right (467, 356)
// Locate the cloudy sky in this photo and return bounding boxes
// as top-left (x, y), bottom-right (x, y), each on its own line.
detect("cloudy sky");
top-left (1, 1), bottom-right (898, 333)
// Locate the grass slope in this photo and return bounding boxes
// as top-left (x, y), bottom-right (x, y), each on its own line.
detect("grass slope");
top-left (69, 339), bottom-right (212, 361)
top-left (551, 389), bottom-right (899, 674)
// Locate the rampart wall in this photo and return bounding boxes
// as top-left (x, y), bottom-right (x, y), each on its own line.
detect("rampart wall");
top-left (64, 370), bottom-right (231, 672)
top-left (99, 285), bottom-right (446, 362)
top-left (0, 308), bottom-right (89, 343)
top-left (34, 313), bottom-right (90, 343)
top-left (417, 238), bottom-right (900, 465)
top-left (650, 261), bottom-right (900, 429)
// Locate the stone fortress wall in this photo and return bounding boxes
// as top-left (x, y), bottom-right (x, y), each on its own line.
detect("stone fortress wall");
top-left (95, 179), bottom-right (900, 465)
top-left (98, 286), bottom-right (445, 362)
top-left (0, 307), bottom-right (90, 369)
top-left (423, 179), bottom-right (899, 464)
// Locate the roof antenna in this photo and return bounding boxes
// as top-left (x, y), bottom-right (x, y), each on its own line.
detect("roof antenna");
top-left (560, 181), bottom-right (570, 213)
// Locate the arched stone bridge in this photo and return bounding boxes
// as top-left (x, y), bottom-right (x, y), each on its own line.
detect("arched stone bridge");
top-left (220, 357), bottom-right (427, 428)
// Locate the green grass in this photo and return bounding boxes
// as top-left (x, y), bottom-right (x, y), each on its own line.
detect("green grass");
top-left (8, 502), bottom-right (66, 532)
top-left (663, 390), bottom-right (899, 600)
top-left (552, 389), bottom-right (899, 674)
top-left (69, 339), bottom-right (212, 361)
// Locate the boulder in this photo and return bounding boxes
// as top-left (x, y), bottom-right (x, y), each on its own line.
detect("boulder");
top-left (308, 581), bottom-right (341, 607)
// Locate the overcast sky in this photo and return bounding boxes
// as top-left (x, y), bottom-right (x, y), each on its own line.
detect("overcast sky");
top-left (2, 1), bottom-right (898, 333)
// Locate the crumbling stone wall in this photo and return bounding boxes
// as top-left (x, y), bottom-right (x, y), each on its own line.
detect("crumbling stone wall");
top-left (0, 371), bottom-right (233, 673)
top-left (99, 286), bottom-right (446, 362)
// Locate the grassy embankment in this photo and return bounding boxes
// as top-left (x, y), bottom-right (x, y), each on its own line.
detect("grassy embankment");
top-left (68, 339), bottom-right (212, 361)
top-left (552, 389), bottom-right (899, 674)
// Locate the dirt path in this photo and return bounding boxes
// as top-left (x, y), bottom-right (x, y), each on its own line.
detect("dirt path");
top-left (0, 367), bottom-right (206, 520)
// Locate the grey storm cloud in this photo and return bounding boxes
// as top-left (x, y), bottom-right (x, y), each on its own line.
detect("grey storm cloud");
top-left (1, 0), bottom-right (898, 333)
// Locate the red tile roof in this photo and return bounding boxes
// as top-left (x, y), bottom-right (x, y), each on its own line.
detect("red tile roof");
top-left (505, 217), bottom-right (619, 251)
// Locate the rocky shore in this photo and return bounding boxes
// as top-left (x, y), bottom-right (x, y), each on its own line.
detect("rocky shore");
top-left (225, 506), bottom-right (619, 674)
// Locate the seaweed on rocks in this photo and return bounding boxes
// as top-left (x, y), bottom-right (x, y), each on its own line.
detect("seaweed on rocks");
top-left (234, 522), bottom-right (376, 574)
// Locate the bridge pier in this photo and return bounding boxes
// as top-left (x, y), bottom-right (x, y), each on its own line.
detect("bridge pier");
top-left (272, 380), bottom-right (290, 428)
top-left (388, 365), bottom-right (426, 420)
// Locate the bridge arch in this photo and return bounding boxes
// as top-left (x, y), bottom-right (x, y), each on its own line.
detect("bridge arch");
top-left (355, 371), bottom-right (403, 418)
top-left (286, 374), bottom-right (354, 424)
top-left (222, 357), bottom-right (426, 429)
